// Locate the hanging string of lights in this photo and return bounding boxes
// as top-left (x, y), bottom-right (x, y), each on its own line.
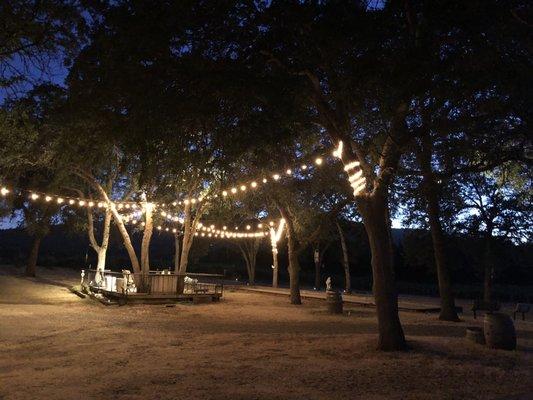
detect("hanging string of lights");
top-left (0, 148), bottom-right (330, 209)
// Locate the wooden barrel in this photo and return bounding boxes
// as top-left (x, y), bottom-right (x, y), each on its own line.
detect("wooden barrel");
top-left (465, 327), bottom-right (485, 345)
top-left (326, 290), bottom-right (343, 314)
top-left (483, 312), bottom-right (516, 350)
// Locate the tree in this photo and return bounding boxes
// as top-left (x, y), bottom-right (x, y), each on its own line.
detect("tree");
top-left (0, 0), bottom-right (86, 96)
top-left (455, 165), bottom-right (532, 302)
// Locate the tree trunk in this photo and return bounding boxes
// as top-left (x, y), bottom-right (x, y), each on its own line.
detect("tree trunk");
top-left (174, 233), bottom-right (181, 272)
top-left (26, 235), bottom-right (42, 277)
top-left (358, 193), bottom-right (406, 351)
top-left (179, 202), bottom-right (193, 274)
top-left (424, 185), bottom-right (460, 321)
top-left (270, 227), bottom-right (280, 288)
top-left (79, 172), bottom-right (140, 273)
top-left (282, 214), bottom-right (301, 305)
top-left (140, 202), bottom-right (153, 273)
top-left (336, 221), bottom-right (351, 294)
top-left (314, 247), bottom-right (321, 289)
top-left (272, 247), bottom-right (279, 288)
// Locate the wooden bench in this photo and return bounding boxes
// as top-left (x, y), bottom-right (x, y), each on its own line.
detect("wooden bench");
top-left (513, 303), bottom-right (531, 321)
top-left (472, 299), bottom-right (500, 319)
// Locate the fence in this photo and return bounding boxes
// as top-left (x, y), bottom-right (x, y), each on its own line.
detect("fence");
top-left (81, 269), bottom-right (223, 297)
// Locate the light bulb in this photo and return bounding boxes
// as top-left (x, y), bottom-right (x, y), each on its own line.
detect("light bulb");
top-left (251, 181), bottom-right (257, 188)
top-left (246, 225), bottom-right (251, 230)
top-left (231, 187), bottom-right (237, 194)
top-left (262, 178), bottom-right (268, 183)
top-left (286, 169), bottom-right (292, 175)
top-left (45, 196), bottom-right (52, 202)
top-left (0, 187), bottom-right (9, 196)
top-left (273, 174), bottom-right (280, 180)
top-left (30, 193), bottom-right (39, 200)
top-left (222, 191), bottom-right (228, 197)
top-left (301, 164), bottom-right (307, 170)
top-left (315, 157), bottom-right (323, 165)
top-left (79, 200), bottom-right (85, 206)
top-left (68, 199), bottom-right (75, 205)
top-left (240, 185), bottom-right (246, 191)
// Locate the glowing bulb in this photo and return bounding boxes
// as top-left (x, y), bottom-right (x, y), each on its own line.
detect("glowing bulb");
top-left (125, 204), bottom-right (130, 209)
top-left (30, 193), bottom-right (39, 200)
top-left (222, 191), bottom-right (228, 197)
top-left (157, 226), bottom-right (162, 230)
top-left (262, 178), bottom-right (268, 183)
top-left (269, 221), bottom-right (274, 226)
top-left (210, 224), bottom-right (215, 229)
top-left (88, 201), bottom-right (94, 207)
top-left (251, 181), bottom-right (257, 188)
top-left (315, 157), bottom-right (323, 165)
top-left (172, 201), bottom-right (177, 206)
top-left (240, 185), bottom-right (246, 191)
top-left (246, 225), bottom-right (251, 230)
top-left (301, 164), bottom-right (307, 170)
top-left (57, 198), bottom-right (64, 204)
top-left (191, 198), bottom-right (196, 204)
top-left (184, 199), bottom-right (190, 205)
top-left (45, 196), bottom-right (52, 202)
top-left (79, 200), bottom-right (85, 206)
top-left (333, 140), bottom-right (343, 158)
top-left (286, 169), bottom-right (292, 175)
top-left (231, 187), bottom-right (237, 194)
top-left (68, 199), bottom-right (75, 205)
top-left (223, 226), bottom-right (227, 230)
top-left (257, 223), bottom-right (263, 228)
top-left (0, 187), bottom-right (9, 196)
top-left (273, 174), bottom-right (280, 180)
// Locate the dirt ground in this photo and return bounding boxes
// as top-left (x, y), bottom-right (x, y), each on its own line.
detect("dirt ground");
top-left (1, 266), bottom-right (532, 400)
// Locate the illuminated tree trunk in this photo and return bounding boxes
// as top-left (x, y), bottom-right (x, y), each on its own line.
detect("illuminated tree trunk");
top-left (76, 170), bottom-right (141, 273)
top-left (336, 221), bottom-right (351, 294)
top-left (174, 233), bottom-right (181, 272)
top-left (179, 202), bottom-right (193, 274)
top-left (358, 192), bottom-right (406, 351)
top-left (87, 206), bottom-right (112, 273)
top-left (272, 247), bottom-right (279, 288)
top-left (278, 207), bottom-right (301, 305)
top-left (26, 235), bottom-right (42, 277)
top-left (140, 202), bottom-right (153, 273)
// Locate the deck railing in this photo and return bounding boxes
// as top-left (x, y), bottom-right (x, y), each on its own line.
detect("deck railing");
top-left (81, 269), bottom-right (223, 296)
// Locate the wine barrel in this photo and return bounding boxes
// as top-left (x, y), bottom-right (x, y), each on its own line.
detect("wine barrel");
top-left (326, 290), bottom-right (343, 314)
top-left (483, 312), bottom-right (516, 350)
top-left (465, 327), bottom-right (485, 345)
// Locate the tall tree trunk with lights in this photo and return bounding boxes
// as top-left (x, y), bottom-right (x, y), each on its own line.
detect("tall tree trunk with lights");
top-left (140, 202), bottom-right (153, 273)
top-left (278, 206), bottom-right (301, 305)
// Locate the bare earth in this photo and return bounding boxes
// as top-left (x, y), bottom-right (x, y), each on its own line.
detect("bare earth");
top-left (1, 267), bottom-right (532, 400)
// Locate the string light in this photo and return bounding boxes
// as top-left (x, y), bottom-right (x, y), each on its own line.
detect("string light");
top-left (0, 187), bottom-right (9, 196)
top-left (333, 140), bottom-right (367, 196)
